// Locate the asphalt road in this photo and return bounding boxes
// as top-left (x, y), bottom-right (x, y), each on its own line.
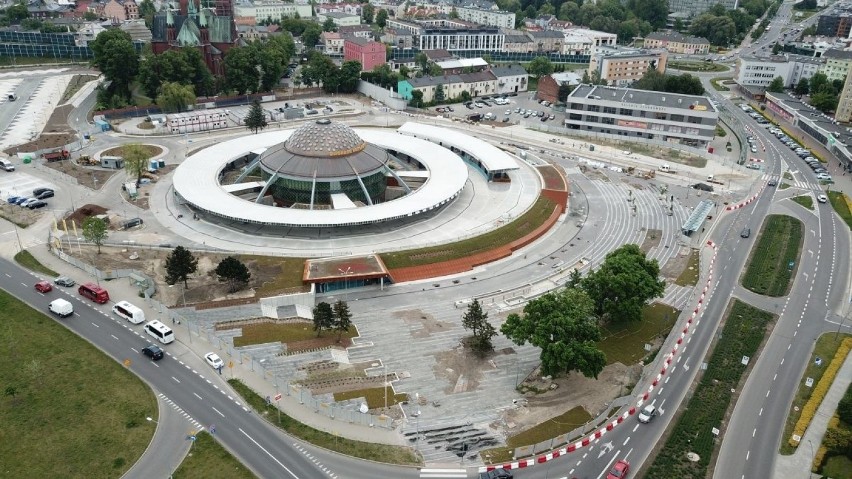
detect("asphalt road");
top-left (0, 257), bottom-right (343, 479)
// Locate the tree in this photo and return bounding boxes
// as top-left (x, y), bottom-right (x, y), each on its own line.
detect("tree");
top-left (5, 3), bottom-right (30, 23)
top-left (156, 81), bottom-right (195, 113)
top-left (462, 299), bottom-right (497, 355)
top-left (215, 256), bottom-right (251, 293)
top-left (434, 83), bottom-right (445, 102)
top-left (90, 29), bottom-right (139, 101)
top-left (81, 217), bottom-right (108, 254)
top-left (839, 384), bottom-right (852, 425)
top-left (312, 302), bottom-right (334, 337)
top-left (809, 72), bottom-right (830, 95)
top-left (767, 76), bottom-right (785, 93)
top-left (501, 287), bottom-right (606, 378)
top-left (139, 0), bottom-right (156, 27)
top-left (810, 91), bottom-right (839, 112)
top-left (558, 1), bottom-right (579, 21)
top-left (414, 52), bottom-right (429, 71)
top-left (459, 90), bottom-right (471, 102)
top-left (245, 100), bottom-right (268, 134)
top-left (633, 0), bottom-right (669, 29)
top-left (332, 300), bottom-right (353, 341)
top-left (165, 246), bottom-right (198, 288)
top-left (224, 46), bottom-right (260, 94)
top-left (122, 143), bottom-right (150, 186)
top-left (83, 11), bottom-right (98, 21)
top-left (409, 90), bottom-right (424, 107)
top-left (581, 244), bottom-right (665, 323)
top-left (362, 3), bottom-right (374, 23)
top-left (322, 17), bottom-right (336, 32)
top-left (772, 43), bottom-right (781, 55)
top-left (795, 77), bottom-right (809, 95)
top-left (376, 9), bottom-right (388, 28)
top-left (528, 56), bottom-right (554, 78)
top-left (303, 22), bottom-right (323, 48)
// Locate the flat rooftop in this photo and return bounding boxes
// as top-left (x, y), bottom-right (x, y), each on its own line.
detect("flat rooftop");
top-left (569, 85), bottom-right (716, 112)
top-left (397, 122), bottom-right (520, 172)
top-left (303, 254), bottom-right (390, 282)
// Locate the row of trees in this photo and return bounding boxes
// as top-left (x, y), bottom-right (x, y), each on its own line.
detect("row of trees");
top-left (298, 51), bottom-right (362, 94)
top-left (164, 246), bottom-right (252, 293)
top-left (688, 1), bottom-right (776, 47)
top-left (635, 68), bottom-right (705, 96)
top-left (312, 301), bottom-right (353, 341)
top-left (459, 244), bottom-right (665, 380)
top-left (767, 72), bottom-right (843, 113)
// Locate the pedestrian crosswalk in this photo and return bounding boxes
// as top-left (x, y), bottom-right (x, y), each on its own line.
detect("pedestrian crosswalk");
top-left (419, 468), bottom-right (467, 478)
top-left (762, 174), bottom-right (815, 191)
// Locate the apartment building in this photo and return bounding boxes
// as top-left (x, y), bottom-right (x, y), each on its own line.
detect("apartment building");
top-left (836, 68), bottom-right (852, 122)
top-left (642, 31), bottom-right (710, 55)
top-left (233, 0), bottom-right (312, 23)
top-left (451, 5), bottom-right (515, 29)
top-left (735, 55), bottom-right (792, 88)
top-left (490, 64), bottom-right (529, 94)
top-left (317, 11), bottom-right (361, 27)
top-left (344, 38), bottom-right (386, 71)
top-left (820, 48), bottom-right (852, 82)
top-left (787, 54), bottom-right (825, 85)
top-left (564, 85), bottom-right (719, 147)
top-left (397, 71), bottom-right (498, 102)
top-left (589, 48), bottom-right (668, 87)
top-left (320, 31), bottom-right (345, 55)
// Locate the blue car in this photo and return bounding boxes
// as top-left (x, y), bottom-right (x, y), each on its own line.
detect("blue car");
top-left (6, 196), bottom-right (21, 204)
top-left (12, 197), bottom-right (30, 205)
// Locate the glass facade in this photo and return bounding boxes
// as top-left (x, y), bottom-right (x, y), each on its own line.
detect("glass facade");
top-left (264, 171), bottom-right (387, 206)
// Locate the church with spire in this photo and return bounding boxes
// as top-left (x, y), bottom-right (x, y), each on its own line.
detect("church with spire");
top-left (150, 0), bottom-right (237, 76)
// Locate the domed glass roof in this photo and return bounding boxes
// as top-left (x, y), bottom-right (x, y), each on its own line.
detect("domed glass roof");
top-left (284, 119), bottom-right (366, 157)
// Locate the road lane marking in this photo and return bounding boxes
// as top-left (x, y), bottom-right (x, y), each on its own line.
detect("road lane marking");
top-left (193, 393), bottom-right (202, 400)
top-left (239, 428), bottom-right (299, 478)
top-left (172, 377), bottom-right (181, 383)
top-left (111, 334), bottom-right (118, 340)
top-left (212, 406), bottom-right (225, 417)
top-left (91, 322), bottom-right (98, 327)
top-left (759, 408), bottom-right (763, 416)
top-left (753, 428), bottom-right (757, 437)
top-left (746, 450), bottom-right (750, 461)
top-left (623, 437), bottom-right (630, 446)
top-left (633, 424), bottom-right (639, 432)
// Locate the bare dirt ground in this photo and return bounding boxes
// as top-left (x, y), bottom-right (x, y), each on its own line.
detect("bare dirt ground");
top-left (3, 104), bottom-right (77, 155)
top-left (64, 245), bottom-right (283, 307)
top-left (660, 245), bottom-right (692, 281)
top-left (0, 202), bottom-right (44, 227)
top-left (639, 228), bottom-right (663, 254)
top-left (44, 160), bottom-right (117, 190)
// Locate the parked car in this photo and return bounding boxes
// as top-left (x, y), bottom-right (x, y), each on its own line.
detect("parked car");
top-left (11, 197), bottom-right (29, 205)
top-left (205, 352), bottom-right (224, 369)
top-left (479, 468), bottom-right (513, 479)
top-left (27, 200), bottom-right (47, 209)
top-left (54, 276), bottom-right (76, 287)
top-left (34, 281), bottom-right (53, 293)
top-left (818, 194), bottom-right (828, 203)
top-left (6, 195), bottom-right (21, 204)
top-left (33, 187), bottom-right (53, 196)
top-left (20, 198), bottom-right (38, 208)
top-left (35, 190), bottom-right (54, 200)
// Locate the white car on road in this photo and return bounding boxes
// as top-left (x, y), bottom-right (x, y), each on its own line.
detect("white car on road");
top-left (204, 352), bottom-right (224, 369)
top-left (638, 404), bottom-right (658, 423)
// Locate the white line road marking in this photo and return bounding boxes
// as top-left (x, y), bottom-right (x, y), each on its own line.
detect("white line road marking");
top-left (633, 424), bottom-right (639, 432)
top-left (753, 428), bottom-right (757, 437)
top-left (91, 322), bottom-right (98, 327)
top-left (193, 393), bottom-right (202, 400)
top-left (111, 334), bottom-right (118, 340)
top-left (623, 437), bottom-right (630, 446)
top-left (746, 450), bottom-right (750, 461)
top-left (759, 408), bottom-right (763, 416)
top-left (239, 428), bottom-right (299, 478)
top-left (172, 377), bottom-right (181, 383)
top-left (212, 406), bottom-right (225, 417)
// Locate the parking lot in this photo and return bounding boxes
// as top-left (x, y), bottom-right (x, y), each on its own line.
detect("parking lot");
top-left (433, 93), bottom-right (564, 126)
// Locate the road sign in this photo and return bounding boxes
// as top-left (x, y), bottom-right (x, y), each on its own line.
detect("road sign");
top-left (805, 377), bottom-right (814, 387)
top-left (274, 393), bottom-right (283, 402)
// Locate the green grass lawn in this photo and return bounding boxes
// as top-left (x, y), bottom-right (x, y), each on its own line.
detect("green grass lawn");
top-left (481, 406), bottom-right (592, 463)
top-left (780, 183), bottom-right (791, 190)
top-left (381, 197), bottom-right (557, 269)
top-left (333, 386), bottom-right (408, 409)
top-left (674, 249), bottom-right (700, 287)
top-left (172, 432), bottom-right (256, 479)
top-left (667, 60), bottom-right (729, 72)
top-left (232, 321), bottom-right (358, 347)
top-left (598, 303), bottom-right (680, 366)
top-left (783, 172), bottom-right (794, 180)
top-left (14, 250), bottom-right (59, 277)
top-left (792, 195), bottom-right (814, 210)
top-left (645, 300), bottom-right (773, 478)
top-left (0, 290), bottom-right (156, 477)
top-left (742, 215), bottom-right (803, 296)
top-left (779, 333), bottom-right (851, 455)
top-left (228, 379), bottom-right (420, 465)
top-left (711, 77), bottom-right (732, 91)
top-left (828, 191), bottom-right (852, 231)
top-left (249, 256), bottom-right (309, 295)
top-left (821, 455), bottom-right (852, 479)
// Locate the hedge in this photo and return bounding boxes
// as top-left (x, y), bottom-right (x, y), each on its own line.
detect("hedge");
top-left (789, 338), bottom-right (852, 447)
top-left (813, 415), bottom-right (840, 472)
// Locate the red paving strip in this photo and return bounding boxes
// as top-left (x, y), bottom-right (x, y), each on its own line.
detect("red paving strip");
top-left (388, 204), bottom-right (562, 283)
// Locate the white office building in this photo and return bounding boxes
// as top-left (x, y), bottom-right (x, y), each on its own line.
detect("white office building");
top-left (234, 0), bottom-right (312, 22)
top-left (735, 55), bottom-right (792, 88)
top-left (451, 6), bottom-right (516, 29)
top-left (418, 27), bottom-right (504, 52)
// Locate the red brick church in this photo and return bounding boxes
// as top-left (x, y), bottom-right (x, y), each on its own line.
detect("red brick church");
top-left (150, 0), bottom-right (237, 76)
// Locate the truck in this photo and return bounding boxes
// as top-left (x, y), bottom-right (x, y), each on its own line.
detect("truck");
top-left (43, 149), bottom-right (70, 162)
top-left (467, 113), bottom-right (482, 122)
top-left (659, 164), bottom-right (675, 173)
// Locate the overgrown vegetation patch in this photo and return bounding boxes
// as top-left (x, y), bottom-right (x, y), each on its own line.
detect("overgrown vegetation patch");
top-left (742, 215), bottom-right (803, 296)
top-left (828, 191), bottom-right (852, 231)
top-left (598, 303), bottom-right (679, 366)
top-left (381, 197), bottom-right (556, 269)
top-left (230, 321), bottom-right (358, 348)
top-left (14, 250), bottom-right (59, 277)
top-left (172, 431), bottom-right (255, 479)
top-left (645, 300), bottom-right (773, 478)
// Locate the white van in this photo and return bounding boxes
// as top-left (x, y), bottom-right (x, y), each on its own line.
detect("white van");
top-left (112, 300), bottom-right (145, 324)
top-left (48, 298), bottom-right (74, 318)
top-left (0, 159), bottom-right (15, 172)
top-left (144, 320), bottom-right (175, 344)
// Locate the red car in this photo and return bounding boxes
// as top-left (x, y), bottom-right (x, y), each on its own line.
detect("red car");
top-left (34, 281), bottom-right (53, 293)
top-left (606, 459), bottom-right (630, 479)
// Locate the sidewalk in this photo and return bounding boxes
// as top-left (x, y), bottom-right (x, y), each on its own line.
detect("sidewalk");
top-left (773, 350), bottom-right (852, 479)
top-left (23, 242), bottom-right (405, 448)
